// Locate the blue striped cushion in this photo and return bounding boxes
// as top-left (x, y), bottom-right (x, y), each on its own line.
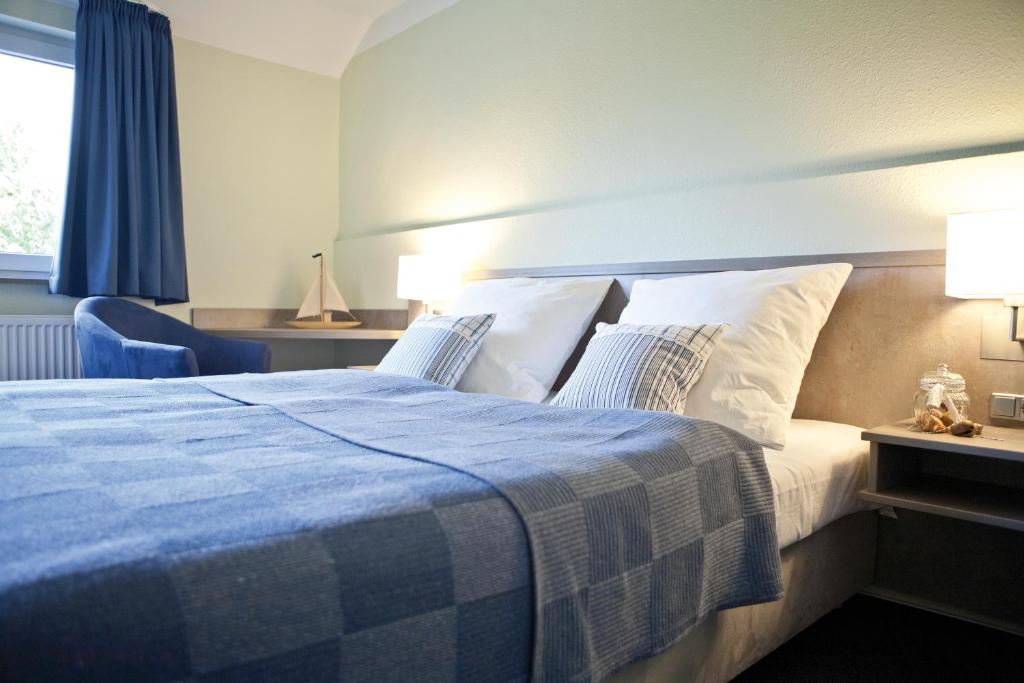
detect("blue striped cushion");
top-left (551, 323), bottom-right (726, 414)
top-left (375, 313), bottom-right (495, 387)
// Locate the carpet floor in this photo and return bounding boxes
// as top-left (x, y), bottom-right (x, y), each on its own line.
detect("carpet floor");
top-left (732, 595), bottom-right (1022, 682)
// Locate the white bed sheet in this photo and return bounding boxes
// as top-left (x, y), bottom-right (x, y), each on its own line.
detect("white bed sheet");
top-left (765, 419), bottom-right (870, 549)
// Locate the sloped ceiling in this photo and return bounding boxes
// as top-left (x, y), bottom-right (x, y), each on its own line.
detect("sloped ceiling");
top-left (154, 0), bottom-right (459, 77)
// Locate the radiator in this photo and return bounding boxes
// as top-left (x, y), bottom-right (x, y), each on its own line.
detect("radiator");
top-left (0, 315), bottom-right (81, 381)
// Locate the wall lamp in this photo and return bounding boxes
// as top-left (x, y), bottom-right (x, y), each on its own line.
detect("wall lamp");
top-left (396, 254), bottom-right (460, 318)
top-left (946, 209), bottom-right (1024, 341)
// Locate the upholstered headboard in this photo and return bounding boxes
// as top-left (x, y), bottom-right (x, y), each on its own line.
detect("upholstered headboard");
top-left (466, 249), bottom-right (1024, 428)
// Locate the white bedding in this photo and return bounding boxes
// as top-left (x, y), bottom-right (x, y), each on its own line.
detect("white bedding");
top-left (765, 419), bottom-right (870, 549)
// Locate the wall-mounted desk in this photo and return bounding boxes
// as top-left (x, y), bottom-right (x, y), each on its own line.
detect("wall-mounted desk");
top-left (203, 328), bottom-right (404, 341)
top-left (193, 308), bottom-right (405, 372)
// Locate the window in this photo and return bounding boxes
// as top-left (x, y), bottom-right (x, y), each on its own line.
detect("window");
top-left (0, 12), bottom-right (74, 279)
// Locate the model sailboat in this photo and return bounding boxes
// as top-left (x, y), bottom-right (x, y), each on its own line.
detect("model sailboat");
top-left (287, 253), bottom-right (362, 329)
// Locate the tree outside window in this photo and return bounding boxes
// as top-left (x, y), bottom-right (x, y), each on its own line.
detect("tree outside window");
top-left (0, 52), bottom-right (73, 258)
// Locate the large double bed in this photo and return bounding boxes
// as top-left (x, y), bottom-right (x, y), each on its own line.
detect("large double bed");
top-left (2, 370), bottom-right (785, 682)
top-left (1, 251), bottom-right (944, 683)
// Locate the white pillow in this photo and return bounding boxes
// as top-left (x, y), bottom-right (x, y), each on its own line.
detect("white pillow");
top-left (619, 263), bottom-right (852, 448)
top-left (446, 277), bottom-right (613, 401)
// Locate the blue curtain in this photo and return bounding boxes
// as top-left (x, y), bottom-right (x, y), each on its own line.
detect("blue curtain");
top-left (50, 0), bottom-right (188, 304)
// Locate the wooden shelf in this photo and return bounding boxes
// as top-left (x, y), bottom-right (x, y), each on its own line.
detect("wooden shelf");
top-left (861, 475), bottom-right (1024, 532)
top-left (862, 421), bottom-right (1024, 532)
top-left (862, 420), bottom-right (1024, 463)
top-left (202, 328), bottom-right (403, 341)
top-left (862, 420), bottom-right (1024, 635)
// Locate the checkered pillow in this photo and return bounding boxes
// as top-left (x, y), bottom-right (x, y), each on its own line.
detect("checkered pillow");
top-left (375, 313), bottom-right (495, 388)
top-left (552, 323), bottom-right (726, 414)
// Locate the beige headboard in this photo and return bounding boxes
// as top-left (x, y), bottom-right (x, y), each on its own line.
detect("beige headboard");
top-left (467, 250), bottom-right (1024, 428)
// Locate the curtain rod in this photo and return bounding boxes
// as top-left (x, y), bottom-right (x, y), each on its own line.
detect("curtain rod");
top-left (53, 1), bottom-right (166, 14)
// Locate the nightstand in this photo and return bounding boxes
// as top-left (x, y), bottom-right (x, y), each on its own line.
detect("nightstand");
top-left (860, 420), bottom-right (1024, 634)
top-left (861, 420), bottom-right (1024, 531)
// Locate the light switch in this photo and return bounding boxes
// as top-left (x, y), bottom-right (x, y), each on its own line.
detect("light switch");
top-left (990, 393), bottom-right (1022, 419)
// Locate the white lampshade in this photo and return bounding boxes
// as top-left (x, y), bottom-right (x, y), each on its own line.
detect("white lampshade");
top-left (396, 254), bottom-right (460, 302)
top-left (945, 210), bottom-right (1024, 303)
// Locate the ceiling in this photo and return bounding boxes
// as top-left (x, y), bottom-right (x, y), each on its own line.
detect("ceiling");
top-left (154, 0), bottom-right (459, 78)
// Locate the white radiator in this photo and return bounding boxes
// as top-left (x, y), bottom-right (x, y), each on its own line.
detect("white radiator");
top-left (0, 315), bottom-right (81, 381)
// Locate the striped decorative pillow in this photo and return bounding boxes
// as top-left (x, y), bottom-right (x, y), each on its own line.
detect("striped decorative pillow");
top-left (375, 313), bottom-right (496, 387)
top-left (551, 323), bottom-right (726, 414)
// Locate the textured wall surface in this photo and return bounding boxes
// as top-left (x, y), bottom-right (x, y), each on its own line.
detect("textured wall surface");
top-left (334, 0), bottom-right (1024, 308)
top-left (1, 38), bottom-right (341, 321)
top-left (5, 0), bottom-right (1023, 317)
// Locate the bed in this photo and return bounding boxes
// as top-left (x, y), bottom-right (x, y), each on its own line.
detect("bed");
top-left (2, 370), bottom-right (783, 682)
top-left (4, 251), bottom-right (947, 683)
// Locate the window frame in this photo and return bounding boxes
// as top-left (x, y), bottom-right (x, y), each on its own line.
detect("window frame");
top-left (0, 6), bottom-right (75, 280)
top-left (0, 253), bottom-right (54, 280)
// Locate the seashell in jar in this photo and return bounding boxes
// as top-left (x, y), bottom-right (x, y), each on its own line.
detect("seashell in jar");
top-left (950, 420), bottom-right (983, 437)
top-left (916, 413), bottom-right (947, 433)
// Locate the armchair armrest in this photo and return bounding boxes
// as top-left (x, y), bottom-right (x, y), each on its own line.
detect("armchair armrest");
top-left (120, 339), bottom-right (199, 379)
top-left (194, 335), bottom-right (271, 375)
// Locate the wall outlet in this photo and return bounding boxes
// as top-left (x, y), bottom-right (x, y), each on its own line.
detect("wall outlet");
top-left (990, 393), bottom-right (1024, 421)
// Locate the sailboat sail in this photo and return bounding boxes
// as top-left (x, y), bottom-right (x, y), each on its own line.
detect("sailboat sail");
top-left (296, 272), bottom-right (351, 319)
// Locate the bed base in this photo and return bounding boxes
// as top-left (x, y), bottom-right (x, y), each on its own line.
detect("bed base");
top-left (608, 510), bottom-right (877, 683)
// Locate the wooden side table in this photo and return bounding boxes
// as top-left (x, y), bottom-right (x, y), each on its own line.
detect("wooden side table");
top-left (861, 420), bottom-right (1024, 532)
top-left (860, 420), bottom-right (1024, 634)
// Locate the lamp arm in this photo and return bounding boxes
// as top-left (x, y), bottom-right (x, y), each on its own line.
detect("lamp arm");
top-left (1010, 306), bottom-right (1024, 342)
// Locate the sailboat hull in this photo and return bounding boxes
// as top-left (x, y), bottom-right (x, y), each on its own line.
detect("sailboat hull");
top-left (286, 320), bottom-right (363, 329)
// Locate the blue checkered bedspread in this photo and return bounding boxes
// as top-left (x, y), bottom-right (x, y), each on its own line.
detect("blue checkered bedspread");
top-left (0, 370), bottom-right (782, 682)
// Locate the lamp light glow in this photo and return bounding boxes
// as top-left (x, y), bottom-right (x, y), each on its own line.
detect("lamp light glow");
top-left (946, 209), bottom-right (1024, 341)
top-left (396, 254), bottom-right (460, 308)
top-left (946, 210), bottom-right (1024, 303)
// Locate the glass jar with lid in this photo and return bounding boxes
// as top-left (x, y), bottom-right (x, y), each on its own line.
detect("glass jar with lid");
top-left (914, 363), bottom-right (970, 424)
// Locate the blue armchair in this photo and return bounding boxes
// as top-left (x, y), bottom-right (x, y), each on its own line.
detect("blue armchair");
top-left (75, 297), bottom-right (271, 379)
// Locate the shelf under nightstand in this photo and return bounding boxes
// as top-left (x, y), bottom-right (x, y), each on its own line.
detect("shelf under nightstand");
top-left (861, 420), bottom-right (1024, 532)
top-left (860, 420), bottom-right (1024, 634)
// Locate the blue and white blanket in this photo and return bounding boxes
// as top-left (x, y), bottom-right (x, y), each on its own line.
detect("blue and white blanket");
top-left (0, 370), bottom-right (782, 682)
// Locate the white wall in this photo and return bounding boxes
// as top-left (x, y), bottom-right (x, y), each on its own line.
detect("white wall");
top-left (162, 39), bottom-right (340, 321)
top-left (334, 0), bottom-right (1024, 308)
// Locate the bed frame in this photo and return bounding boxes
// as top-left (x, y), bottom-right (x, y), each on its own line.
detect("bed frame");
top-left (466, 248), bottom-right (1024, 682)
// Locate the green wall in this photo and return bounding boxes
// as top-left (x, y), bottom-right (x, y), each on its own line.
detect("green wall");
top-left (334, 0), bottom-right (1024, 308)
top-left (5, 0), bottom-right (1023, 316)
top-left (0, 37), bottom-right (340, 321)
top-left (0, 280), bottom-right (75, 315)
top-left (163, 39), bottom-right (339, 321)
